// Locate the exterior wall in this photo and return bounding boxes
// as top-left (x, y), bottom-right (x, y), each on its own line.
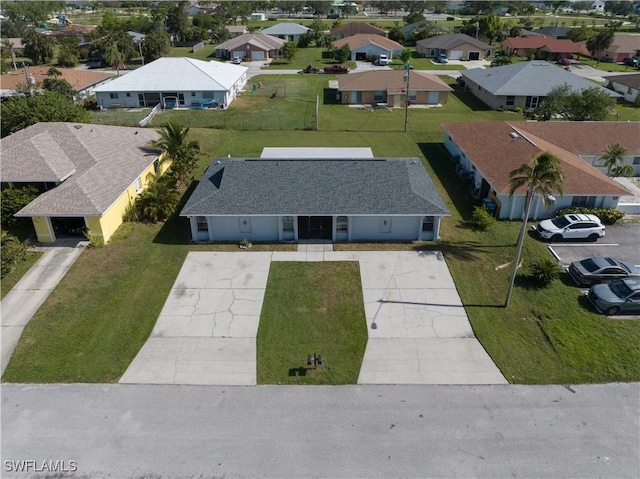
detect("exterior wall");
top-left (216, 46), bottom-right (278, 60)
top-left (418, 43), bottom-right (493, 59)
top-left (207, 216), bottom-right (280, 242)
top-left (350, 216), bottom-right (421, 241)
top-left (496, 193), bottom-right (621, 220)
top-left (581, 153), bottom-right (640, 176)
top-left (350, 44), bottom-right (390, 61)
top-left (31, 216), bottom-right (56, 242)
top-left (341, 90), bottom-right (448, 106)
top-left (460, 77), bottom-right (500, 109)
top-left (608, 81), bottom-right (639, 103)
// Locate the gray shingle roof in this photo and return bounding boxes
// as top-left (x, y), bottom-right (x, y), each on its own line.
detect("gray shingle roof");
top-left (416, 33), bottom-right (493, 51)
top-left (181, 158), bottom-right (449, 217)
top-left (0, 123), bottom-right (160, 216)
top-left (462, 61), bottom-right (620, 97)
top-left (261, 23), bottom-right (311, 35)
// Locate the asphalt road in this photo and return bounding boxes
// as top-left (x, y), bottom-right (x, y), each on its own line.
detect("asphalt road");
top-left (2, 383), bottom-right (639, 478)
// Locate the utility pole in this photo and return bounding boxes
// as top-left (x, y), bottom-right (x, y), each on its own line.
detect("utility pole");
top-left (403, 63), bottom-right (410, 132)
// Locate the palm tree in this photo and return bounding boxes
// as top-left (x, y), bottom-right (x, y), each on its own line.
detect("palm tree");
top-left (137, 181), bottom-right (180, 223)
top-left (149, 122), bottom-right (200, 184)
top-left (601, 143), bottom-right (633, 177)
top-left (505, 152), bottom-right (564, 308)
top-left (104, 42), bottom-right (125, 76)
top-left (586, 29), bottom-right (614, 66)
top-left (1, 38), bottom-right (17, 70)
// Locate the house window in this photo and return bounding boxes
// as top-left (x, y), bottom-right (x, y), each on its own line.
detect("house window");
top-left (109, 93), bottom-right (119, 99)
top-left (430, 49), bottom-right (435, 56)
top-left (374, 91), bottom-right (383, 101)
top-left (525, 96), bottom-right (540, 109)
top-left (408, 90), bottom-right (417, 101)
top-left (239, 217), bottom-right (252, 233)
top-left (126, 92), bottom-right (131, 97)
top-left (203, 91), bottom-right (214, 99)
top-left (196, 216), bottom-right (208, 232)
top-left (506, 96), bottom-right (515, 106)
top-left (379, 217), bottom-right (391, 233)
top-left (191, 91), bottom-right (196, 96)
top-left (282, 216), bottom-right (294, 232)
top-left (422, 216), bottom-right (435, 232)
top-left (134, 177), bottom-right (142, 192)
top-left (336, 216), bottom-right (348, 231)
top-left (571, 196), bottom-right (596, 208)
top-left (633, 157), bottom-right (640, 165)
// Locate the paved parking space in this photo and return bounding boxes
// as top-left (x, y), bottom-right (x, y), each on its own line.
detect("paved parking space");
top-left (120, 250), bottom-right (506, 386)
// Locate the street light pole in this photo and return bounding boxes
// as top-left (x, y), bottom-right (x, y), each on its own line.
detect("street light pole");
top-left (403, 63), bottom-right (410, 132)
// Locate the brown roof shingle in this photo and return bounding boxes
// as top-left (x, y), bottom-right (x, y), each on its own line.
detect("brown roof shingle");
top-left (442, 121), bottom-right (634, 196)
top-left (331, 23), bottom-right (386, 36)
top-left (338, 70), bottom-right (453, 93)
top-left (0, 67), bottom-right (112, 92)
top-left (333, 34), bottom-right (403, 51)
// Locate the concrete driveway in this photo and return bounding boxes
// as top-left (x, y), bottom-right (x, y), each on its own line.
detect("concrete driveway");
top-left (120, 250), bottom-right (505, 386)
top-left (119, 252), bottom-right (272, 386)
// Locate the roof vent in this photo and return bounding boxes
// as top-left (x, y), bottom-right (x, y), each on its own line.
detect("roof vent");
top-left (409, 159), bottom-right (417, 165)
top-left (214, 160), bottom-right (221, 165)
top-left (509, 131), bottom-right (519, 139)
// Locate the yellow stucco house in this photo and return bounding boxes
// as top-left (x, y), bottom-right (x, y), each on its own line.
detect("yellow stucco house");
top-left (0, 122), bottom-right (168, 244)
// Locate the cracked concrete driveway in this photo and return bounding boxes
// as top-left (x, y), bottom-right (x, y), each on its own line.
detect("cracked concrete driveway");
top-left (120, 250), bottom-right (505, 386)
top-left (119, 252), bottom-right (271, 386)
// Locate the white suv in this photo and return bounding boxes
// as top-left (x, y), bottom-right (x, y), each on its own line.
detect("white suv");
top-left (535, 214), bottom-right (605, 242)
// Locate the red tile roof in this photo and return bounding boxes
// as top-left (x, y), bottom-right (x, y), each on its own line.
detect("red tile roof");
top-left (503, 37), bottom-right (580, 53)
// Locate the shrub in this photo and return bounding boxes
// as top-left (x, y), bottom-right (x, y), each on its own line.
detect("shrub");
top-left (529, 258), bottom-right (562, 287)
top-left (0, 232), bottom-right (27, 278)
top-left (469, 206), bottom-right (496, 231)
top-left (1, 186), bottom-right (39, 228)
top-left (556, 207), bottom-right (625, 225)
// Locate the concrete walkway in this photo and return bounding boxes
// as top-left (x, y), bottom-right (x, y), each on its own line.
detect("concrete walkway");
top-left (1, 239), bottom-right (87, 375)
top-left (120, 250), bottom-right (505, 386)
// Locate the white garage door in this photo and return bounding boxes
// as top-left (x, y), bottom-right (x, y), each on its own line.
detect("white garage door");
top-left (232, 51), bottom-right (245, 59)
top-left (252, 51), bottom-right (265, 61)
top-left (449, 50), bottom-right (463, 60)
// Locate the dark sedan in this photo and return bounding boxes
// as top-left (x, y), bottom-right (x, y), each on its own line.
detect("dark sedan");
top-left (567, 257), bottom-right (640, 286)
top-left (323, 64), bottom-right (349, 74)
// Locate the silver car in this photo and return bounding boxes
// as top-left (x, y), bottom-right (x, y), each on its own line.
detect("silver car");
top-left (588, 278), bottom-right (640, 316)
top-left (568, 257), bottom-right (640, 286)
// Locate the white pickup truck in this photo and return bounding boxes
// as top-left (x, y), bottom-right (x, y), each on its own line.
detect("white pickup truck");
top-left (377, 55), bottom-right (389, 66)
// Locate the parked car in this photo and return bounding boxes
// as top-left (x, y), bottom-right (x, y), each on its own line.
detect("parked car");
top-left (535, 214), bottom-right (605, 242)
top-left (568, 257), bottom-right (640, 286)
top-left (323, 64), bottom-right (349, 74)
top-left (438, 53), bottom-right (448, 64)
top-left (377, 54), bottom-right (389, 66)
top-left (588, 278), bottom-right (640, 315)
top-left (558, 58), bottom-right (571, 66)
top-left (231, 56), bottom-right (242, 64)
top-left (622, 57), bottom-right (639, 67)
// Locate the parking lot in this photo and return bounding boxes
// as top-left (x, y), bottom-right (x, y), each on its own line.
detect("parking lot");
top-left (544, 222), bottom-right (640, 267)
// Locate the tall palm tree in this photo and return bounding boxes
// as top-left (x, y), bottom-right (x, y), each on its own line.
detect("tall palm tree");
top-left (601, 143), bottom-right (633, 177)
top-left (1, 38), bottom-right (17, 70)
top-left (505, 152), bottom-right (564, 308)
top-left (149, 122), bottom-right (200, 185)
top-left (104, 42), bottom-right (125, 76)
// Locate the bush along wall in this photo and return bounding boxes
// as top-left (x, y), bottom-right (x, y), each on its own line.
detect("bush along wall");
top-left (555, 207), bottom-right (625, 225)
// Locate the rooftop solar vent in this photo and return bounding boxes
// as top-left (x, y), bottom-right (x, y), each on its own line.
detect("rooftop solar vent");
top-left (509, 132), bottom-right (519, 139)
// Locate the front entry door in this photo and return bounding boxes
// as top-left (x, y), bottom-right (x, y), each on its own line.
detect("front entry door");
top-left (298, 216), bottom-right (332, 240)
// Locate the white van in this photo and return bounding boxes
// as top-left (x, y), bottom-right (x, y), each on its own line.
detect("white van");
top-left (377, 54), bottom-right (389, 66)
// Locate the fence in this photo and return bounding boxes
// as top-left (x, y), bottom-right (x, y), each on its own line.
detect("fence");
top-left (138, 103), bottom-right (162, 127)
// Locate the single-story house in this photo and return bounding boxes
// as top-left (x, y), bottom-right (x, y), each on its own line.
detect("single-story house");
top-left (0, 123), bottom-right (168, 243)
top-left (416, 33), bottom-right (494, 61)
top-left (604, 73), bottom-right (640, 103)
top-left (597, 34), bottom-right (640, 63)
top-left (47, 24), bottom-right (96, 43)
top-left (260, 23), bottom-right (311, 42)
top-left (227, 25), bottom-right (249, 38)
top-left (330, 22), bottom-right (386, 40)
top-left (92, 57), bottom-right (247, 109)
top-left (214, 33), bottom-right (285, 61)
top-left (180, 151), bottom-right (449, 243)
top-left (332, 34), bottom-right (403, 62)
top-left (400, 20), bottom-right (450, 42)
top-left (0, 66), bottom-right (112, 100)
top-left (534, 26), bottom-right (572, 39)
top-left (459, 61), bottom-right (619, 110)
top-left (336, 70), bottom-right (453, 107)
top-left (443, 121), bottom-right (636, 220)
top-left (500, 37), bottom-right (580, 60)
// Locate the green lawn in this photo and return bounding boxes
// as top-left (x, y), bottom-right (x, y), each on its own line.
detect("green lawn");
top-left (0, 251), bottom-right (42, 300)
top-left (257, 261), bottom-right (367, 385)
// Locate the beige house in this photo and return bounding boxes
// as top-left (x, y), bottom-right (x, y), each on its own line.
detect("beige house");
top-left (330, 22), bottom-right (386, 40)
top-left (214, 33), bottom-right (285, 61)
top-left (337, 70), bottom-right (453, 107)
top-left (416, 33), bottom-right (494, 60)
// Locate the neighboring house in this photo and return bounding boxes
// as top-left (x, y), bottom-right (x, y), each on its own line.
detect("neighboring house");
top-left (416, 33), bottom-right (494, 61)
top-left (500, 37), bottom-right (580, 60)
top-left (0, 123), bottom-right (167, 244)
top-left (534, 26), bottom-right (572, 39)
top-left (518, 29), bottom-right (546, 38)
top-left (400, 20), bottom-right (450, 42)
top-left (598, 34), bottom-right (640, 62)
top-left (92, 57), bottom-right (247, 109)
top-left (181, 150), bottom-right (449, 242)
top-left (332, 34), bottom-right (403, 61)
top-left (227, 25), bottom-right (249, 38)
top-left (0, 66), bottom-right (112, 100)
top-left (261, 23), bottom-right (311, 42)
top-left (214, 33), bottom-right (285, 61)
top-left (459, 61), bottom-right (619, 110)
top-left (336, 70), bottom-right (453, 107)
top-left (443, 121), bottom-right (635, 220)
top-left (604, 73), bottom-right (640, 103)
top-left (330, 22), bottom-right (386, 40)
top-left (47, 24), bottom-right (96, 43)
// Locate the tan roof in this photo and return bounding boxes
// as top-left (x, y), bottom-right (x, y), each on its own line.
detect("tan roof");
top-left (333, 34), bottom-right (403, 51)
top-left (331, 23), bottom-right (386, 36)
top-left (0, 67), bottom-right (112, 92)
top-left (338, 70), bottom-right (453, 94)
top-left (0, 123), bottom-right (160, 216)
top-left (442, 121), bottom-right (633, 196)
top-left (503, 37), bottom-right (580, 53)
top-left (48, 24), bottom-right (96, 37)
top-left (608, 34), bottom-right (640, 54)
